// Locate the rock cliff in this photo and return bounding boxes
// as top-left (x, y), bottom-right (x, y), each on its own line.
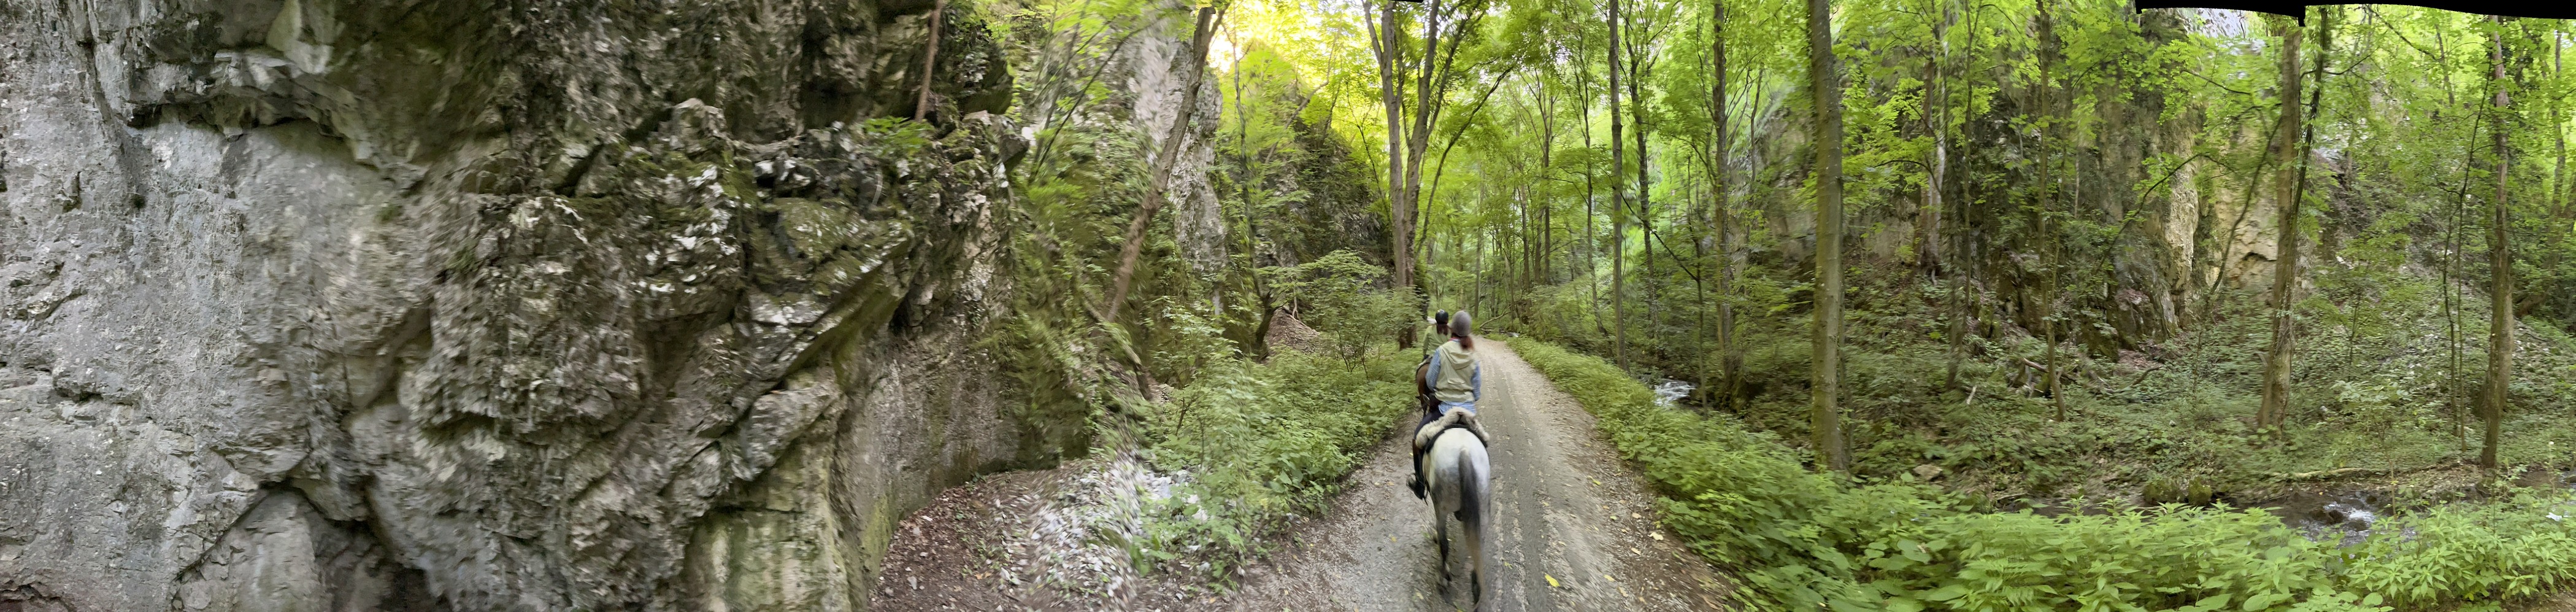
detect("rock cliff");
top-left (0, 0), bottom-right (1070, 610)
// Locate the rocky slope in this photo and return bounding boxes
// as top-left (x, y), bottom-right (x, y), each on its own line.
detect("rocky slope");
top-left (0, 0), bottom-right (1083, 610)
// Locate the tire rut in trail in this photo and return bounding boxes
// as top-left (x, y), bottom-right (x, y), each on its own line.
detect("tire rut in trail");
top-left (1212, 340), bottom-right (1731, 611)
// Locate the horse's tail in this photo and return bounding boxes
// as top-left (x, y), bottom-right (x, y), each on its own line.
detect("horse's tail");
top-left (1453, 439), bottom-right (1490, 603)
top-left (1453, 444), bottom-right (1485, 529)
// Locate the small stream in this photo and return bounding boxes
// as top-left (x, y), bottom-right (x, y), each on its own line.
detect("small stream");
top-left (2003, 494), bottom-right (2391, 547)
top-left (1987, 473), bottom-right (2576, 547)
top-left (2264, 490), bottom-right (2392, 546)
top-left (1651, 379), bottom-right (1693, 408)
top-left (2259, 469), bottom-right (2576, 545)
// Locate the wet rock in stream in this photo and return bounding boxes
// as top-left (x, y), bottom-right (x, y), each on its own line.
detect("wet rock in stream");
top-left (2266, 490), bottom-right (2390, 546)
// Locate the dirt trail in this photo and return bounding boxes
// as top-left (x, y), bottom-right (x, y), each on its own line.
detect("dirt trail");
top-left (1215, 340), bottom-right (1729, 611)
top-left (868, 341), bottom-right (1729, 611)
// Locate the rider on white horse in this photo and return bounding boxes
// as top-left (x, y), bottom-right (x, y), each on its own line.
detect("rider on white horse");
top-left (1410, 310), bottom-right (1491, 498)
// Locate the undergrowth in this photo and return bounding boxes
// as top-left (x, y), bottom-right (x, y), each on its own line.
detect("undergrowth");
top-left (1509, 336), bottom-right (2576, 611)
top-left (1528, 265), bottom-right (2576, 502)
top-left (1128, 344), bottom-right (1412, 583)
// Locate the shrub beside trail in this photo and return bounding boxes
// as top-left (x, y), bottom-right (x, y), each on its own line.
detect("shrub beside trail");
top-left (1120, 344), bottom-right (1412, 583)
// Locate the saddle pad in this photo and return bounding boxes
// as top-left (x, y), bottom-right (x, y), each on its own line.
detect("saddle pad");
top-left (1415, 409), bottom-right (1488, 447)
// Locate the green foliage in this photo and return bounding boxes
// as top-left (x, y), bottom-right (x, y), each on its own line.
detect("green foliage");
top-left (1867, 506), bottom-right (2375, 612)
top-left (1509, 336), bottom-right (1909, 610)
top-left (1014, 0), bottom-right (2576, 602)
top-left (2338, 490), bottom-right (2576, 607)
top-left (1263, 250), bottom-right (1412, 359)
top-left (1509, 336), bottom-right (2576, 611)
top-left (1130, 346), bottom-right (1413, 582)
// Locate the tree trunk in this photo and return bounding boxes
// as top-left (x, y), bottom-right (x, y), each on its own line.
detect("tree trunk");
top-left (913, 0), bottom-right (945, 122)
top-left (1805, 0), bottom-right (1848, 472)
top-left (1578, 59), bottom-right (1605, 330)
top-left (1372, 2), bottom-right (1415, 347)
top-left (1945, 0), bottom-right (1973, 391)
top-left (1632, 37), bottom-right (1660, 335)
top-left (2029, 0), bottom-right (2070, 420)
top-left (1930, 0), bottom-right (1959, 391)
top-left (2036, 0), bottom-right (2064, 420)
top-left (1234, 45), bottom-right (1273, 358)
top-left (1407, 10), bottom-right (1436, 277)
top-left (1540, 83), bottom-right (1556, 287)
top-left (1609, 0), bottom-right (1632, 370)
top-left (2545, 30), bottom-right (2566, 335)
top-left (2256, 12), bottom-right (2305, 436)
top-left (1709, 0), bottom-right (1740, 408)
top-left (1405, 1), bottom-right (1453, 302)
top-left (2482, 15), bottom-right (2514, 471)
top-left (1628, 17), bottom-right (1655, 289)
top-left (1917, 0), bottom-right (1943, 277)
top-left (1103, 6), bottom-right (1222, 324)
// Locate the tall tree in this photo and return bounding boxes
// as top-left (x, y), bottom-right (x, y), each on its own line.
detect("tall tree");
top-left (2255, 12), bottom-right (2307, 435)
top-left (1628, 6), bottom-right (1669, 286)
top-left (1934, 0), bottom-right (1964, 392)
top-left (1806, 0), bottom-right (1848, 472)
top-left (2036, 0), bottom-right (2064, 420)
top-left (1539, 80), bottom-right (1556, 287)
top-left (1705, 0), bottom-right (1740, 408)
top-left (1409, 2), bottom-right (1484, 284)
top-left (2482, 14), bottom-right (2515, 470)
top-left (1576, 36), bottom-right (1607, 327)
top-left (1405, 0), bottom-right (1444, 276)
top-left (1369, 1), bottom-right (1417, 346)
top-left (1609, 0), bottom-right (1632, 369)
top-left (1227, 39), bottom-right (1274, 355)
top-left (1626, 5), bottom-right (1657, 301)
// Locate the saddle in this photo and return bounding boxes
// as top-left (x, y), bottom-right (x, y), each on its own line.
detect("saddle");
top-left (1414, 406), bottom-right (1491, 450)
top-left (1407, 403), bottom-right (1490, 500)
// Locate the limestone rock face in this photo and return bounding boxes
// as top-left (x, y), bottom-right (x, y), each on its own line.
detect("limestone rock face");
top-left (1123, 5), bottom-right (1228, 275)
top-left (0, 0), bottom-right (1061, 610)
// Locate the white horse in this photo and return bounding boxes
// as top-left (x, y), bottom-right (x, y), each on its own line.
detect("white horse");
top-left (1421, 425), bottom-right (1492, 608)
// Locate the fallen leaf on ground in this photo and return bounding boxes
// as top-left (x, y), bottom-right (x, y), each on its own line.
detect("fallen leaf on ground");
top-left (1545, 574), bottom-right (1561, 588)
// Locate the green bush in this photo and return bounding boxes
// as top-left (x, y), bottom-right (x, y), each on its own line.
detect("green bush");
top-left (2338, 491), bottom-right (2576, 607)
top-left (1508, 336), bottom-right (1907, 609)
top-left (1132, 344), bottom-right (1413, 581)
top-left (1867, 506), bottom-right (2368, 612)
top-left (1263, 250), bottom-right (1414, 360)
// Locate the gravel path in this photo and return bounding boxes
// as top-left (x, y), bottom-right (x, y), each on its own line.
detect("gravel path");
top-left (869, 340), bottom-right (1731, 611)
top-left (1215, 340), bottom-right (1731, 611)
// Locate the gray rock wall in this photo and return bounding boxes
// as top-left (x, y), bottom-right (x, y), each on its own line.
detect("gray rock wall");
top-left (0, 0), bottom-right (1063, 610)
top-left (1121, 4), bottom-right (1228, 275)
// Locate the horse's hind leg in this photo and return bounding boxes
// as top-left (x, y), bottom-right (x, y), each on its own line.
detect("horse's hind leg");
top-left (1433, 503), bottom-right (1451, 583)
top-left (1465, 498), bottom-right (1487, 608)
